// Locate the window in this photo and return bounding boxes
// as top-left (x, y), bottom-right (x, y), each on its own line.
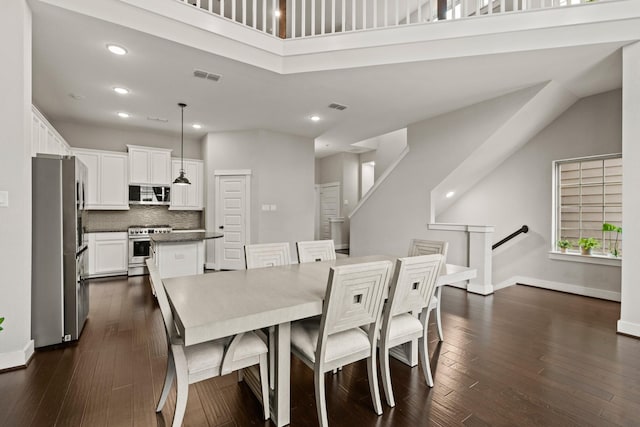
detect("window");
top-left (554, 154), bottom-right (622, 256)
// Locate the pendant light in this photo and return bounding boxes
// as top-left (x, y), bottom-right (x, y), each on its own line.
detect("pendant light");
top-left (173, 102), bottom-right (191, 185)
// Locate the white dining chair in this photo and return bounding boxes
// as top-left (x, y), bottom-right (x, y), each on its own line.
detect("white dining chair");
top-left (244, 242), bottom-right (292, 268)
top-left (147, 259), bottom-right (270, 426)
top-left (378, 254), bottom-right (443, 407)
top-left (408, 239), bottom-right (449, 341)
top-left (296, 240), bottom-right (336, 263)
top-left (244, 242), bottom-right (292, 389)
top-left (291, 260), bottom-right (393, 427)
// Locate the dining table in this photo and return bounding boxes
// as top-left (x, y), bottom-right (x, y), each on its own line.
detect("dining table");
top-left (163, 255), bottom-right (477, 427)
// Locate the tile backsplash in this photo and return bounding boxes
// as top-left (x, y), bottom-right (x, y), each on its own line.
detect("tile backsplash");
top-left (85, 205), bottom-right (204, 232)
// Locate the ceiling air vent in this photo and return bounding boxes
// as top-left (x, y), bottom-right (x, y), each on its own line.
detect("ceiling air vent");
top-left (194, 69), bottom-right (222, 82)
top-left (147, 116), bottom-right (168, 123)
top-left (328, 102), bottom-right (348, 111)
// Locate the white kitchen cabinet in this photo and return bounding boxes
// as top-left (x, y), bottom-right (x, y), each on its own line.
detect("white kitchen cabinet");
top-left (31, 106), bottom-right (73, 157)
top-left (170, 158), bottom-right (204, 210)
top-left (127, 145), bottom-right (172, 185)
top-left (74, 148), bottom-right (129, 210)
top-left (87, 232), bottom-right (128, 277)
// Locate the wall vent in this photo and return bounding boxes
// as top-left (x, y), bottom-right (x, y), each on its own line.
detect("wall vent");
top-left (147, 116), bottom-right (168, 123)
top-left (194, 69), bottom-right (222, 82)
top-left (328, 103), bottom-right (348, 111)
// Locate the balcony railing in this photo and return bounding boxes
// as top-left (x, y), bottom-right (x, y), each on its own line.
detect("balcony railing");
top-left (178, 0), bottom-right (599, 39)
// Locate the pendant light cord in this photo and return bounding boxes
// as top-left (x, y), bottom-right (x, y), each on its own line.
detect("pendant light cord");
top-left (181, 104), bottom-right (185, 173)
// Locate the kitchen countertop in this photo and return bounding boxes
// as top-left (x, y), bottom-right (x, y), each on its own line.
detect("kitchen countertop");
top-left (150, 231), bottom-right (223, 243)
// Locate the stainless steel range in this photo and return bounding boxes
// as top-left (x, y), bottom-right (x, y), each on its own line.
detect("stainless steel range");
top-left (128, 225), bottom-right (172, 275)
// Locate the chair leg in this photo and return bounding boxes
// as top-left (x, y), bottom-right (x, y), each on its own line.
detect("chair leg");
top-left (156, 353), bottom-right (176, 412)
top-left (419, 315), bottom-right (434, 387)
top-left (379, 338), bottom-right (395, 407)
top-left (259, 353), bottom-right (270, 420)
top-left (172, 350), bottom-right (189, 427)
top-left (367, 352), bottom-right (383, 416)
top-left (435, 286), bottom-right (444, 342)
top-left (314, 369), bottom-right (329, 427)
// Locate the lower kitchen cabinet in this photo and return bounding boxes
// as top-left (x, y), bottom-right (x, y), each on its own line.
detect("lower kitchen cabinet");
top-left (87, 232), bottom-right (128, 277)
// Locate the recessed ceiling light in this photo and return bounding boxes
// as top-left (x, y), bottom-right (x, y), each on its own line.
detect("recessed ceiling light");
top-left (107, 44), bottom-right (127, 55)
top-left (445, 191), bottom-right (455, 198)
top-left (113, 87), bottom-right (129, 95)
top-left (192, 124), bottom-right (202, 129)
top-left (117, 112), bottom-right (130, 118)
top-left (310, 115), bottom-right (320, 122)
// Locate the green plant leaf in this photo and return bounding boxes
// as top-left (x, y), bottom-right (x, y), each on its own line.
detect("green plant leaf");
top-left (0, 317), bottom-right (4, 332)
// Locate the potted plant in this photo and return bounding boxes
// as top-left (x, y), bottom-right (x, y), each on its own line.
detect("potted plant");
top-left (602, 223), bottom-right (622, 257)
top-left (0, 317), bottom-right (4, 332)
top-left (578, 237), bottom-right (599, 255)
top-left (557, 239), bottom-right (571, 253)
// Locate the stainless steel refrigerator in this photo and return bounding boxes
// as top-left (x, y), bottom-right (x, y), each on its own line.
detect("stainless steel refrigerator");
top-left (32, 155), bottom-right (89, 348)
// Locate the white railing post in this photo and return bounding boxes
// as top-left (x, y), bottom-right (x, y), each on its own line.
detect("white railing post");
top-left (332, 0), bottom-right (336, 33)
top-left (302, 0), bottom-right (306, 36)
top-left (467, 226), bottom-right (495, 295)
top-left (312, 0), bottom-right (316, 35)
top-left (352, 0), bottom-right (356, 30)
top-left (272, 0), bottom-right (277, 36)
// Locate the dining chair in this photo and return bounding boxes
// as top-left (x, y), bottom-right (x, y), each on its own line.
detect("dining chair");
top-left (146, 259), bottom-right (270, 426)
top-left (244, 242), bottom-right (292, 389)
top-left (408, 239), bottom-right (449, 341)
top-left (378, 254), bottom-right (444, 407)
top-left (244, 242), bottom-right (292, 268)
top-left (296, 240), bottom-right (336, 263)
top-left (291, 260), bottom-right (393, 427)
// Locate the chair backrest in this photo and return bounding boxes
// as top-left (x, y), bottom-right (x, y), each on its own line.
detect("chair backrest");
top-left (245, 242), bottom-right (292, 269)
top-left (146, 258), bottom-right (180, 344)
top-left (408, 239), bottom-right (449, 258)
top-left (296, 240), bottom-right (336, 263)
top-left (385, 255), bottom-right (444, 318)
top-left (319, 261), bottom-right (392, 339)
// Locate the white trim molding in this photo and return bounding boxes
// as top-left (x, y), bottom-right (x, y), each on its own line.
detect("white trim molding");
top-left (548, 251), bottom-right (622, 267)
top-left (349, 146), bottom-right (409, 219)
top-left (213, 169), bottom-right (252, 176)
top-left (496, 275), bottom-right (621, 302)
top-left (617, 320), bottom-right (640, 338)
top-left (0, 340), bottom-right (34, 371)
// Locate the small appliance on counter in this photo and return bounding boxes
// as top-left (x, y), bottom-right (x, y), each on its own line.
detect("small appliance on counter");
top-left (128, 225), bottom-right (172, 275)
top-left (128, 185), bottom-right (170, 205)
top-left (32, 155), bottom-right (89, 348)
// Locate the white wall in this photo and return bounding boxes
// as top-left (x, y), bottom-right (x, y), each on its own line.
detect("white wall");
top-left (203, 129), bottom-right (315, 263)
top-left (439, 90), bottom-right (622, 298)
top-left (350, 86), bottom-right (540, 261)
top-left (52, 120), bottom-right (203, 159)
top-left (0, 0), bottom-right (34, 369)
top-left (359, 128), bottom-right (407, 182)
top-left (619, 43), bottom-right (640, 336)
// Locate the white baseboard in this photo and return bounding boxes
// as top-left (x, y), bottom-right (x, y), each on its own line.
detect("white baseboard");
top-left (335, 244), bottom-right (349, 250)
top-left (467, 283), bottom-right (494, 295)
top-left (503, 276), bottom-right (621, 302)
top-left (617, 320), bottom-right (640, 337)
top-left (0, 340), bottom-right (34, 371)
top-left (205, 262), bottom-right (217, 270)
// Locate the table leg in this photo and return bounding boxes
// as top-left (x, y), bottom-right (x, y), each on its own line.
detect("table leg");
top-left (271, 321), bottom-right (291, 426)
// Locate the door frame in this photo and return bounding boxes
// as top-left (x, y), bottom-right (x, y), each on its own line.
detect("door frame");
top-left (212, 169), bottom-right (252, 270)
top-left (316, 182), bottom-right (340, 241)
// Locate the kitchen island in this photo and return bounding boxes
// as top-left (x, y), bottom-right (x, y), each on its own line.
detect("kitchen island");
top-left (150, 232), bottom-right (223, 279)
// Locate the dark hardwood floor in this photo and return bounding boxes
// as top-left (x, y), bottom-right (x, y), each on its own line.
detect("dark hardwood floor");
top-left (2, 276), bottom-right (639, 427)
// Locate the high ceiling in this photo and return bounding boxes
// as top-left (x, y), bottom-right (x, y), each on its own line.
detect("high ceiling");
top-left (31, 1), bottom-right (624, 157)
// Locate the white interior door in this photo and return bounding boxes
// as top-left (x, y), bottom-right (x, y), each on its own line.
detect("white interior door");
top-left (214, 171), bottom-right (251, 270)
top-left (319, 183), bottom-right (340, 241)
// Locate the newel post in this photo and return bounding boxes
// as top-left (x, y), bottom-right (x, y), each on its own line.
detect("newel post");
top-left (467, 225), bottom-right (495, 295)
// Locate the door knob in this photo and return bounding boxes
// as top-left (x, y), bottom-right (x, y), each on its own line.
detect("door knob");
top-left (219, 225), bottom-right (224, 230)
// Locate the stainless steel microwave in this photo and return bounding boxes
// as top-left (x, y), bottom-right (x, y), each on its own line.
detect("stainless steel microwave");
top-left (128, 185), bottom-right (170, 205)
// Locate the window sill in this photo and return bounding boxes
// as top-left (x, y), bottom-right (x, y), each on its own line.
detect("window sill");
top-left (548, 251), bottom-right (621, 267)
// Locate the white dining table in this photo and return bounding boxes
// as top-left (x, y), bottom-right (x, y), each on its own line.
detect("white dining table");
top-left (163, 255), bottom-right (476, 427)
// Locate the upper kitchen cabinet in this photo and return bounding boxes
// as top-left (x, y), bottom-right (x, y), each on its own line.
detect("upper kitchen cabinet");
top-left (127, 145), bottom-right (172, 186)
top-left (170, 159), bottom-right (204, 210)
top-left (31, 106), bottom-right (73, 157)
top-left (74, 148), bottom-right (129, 210)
